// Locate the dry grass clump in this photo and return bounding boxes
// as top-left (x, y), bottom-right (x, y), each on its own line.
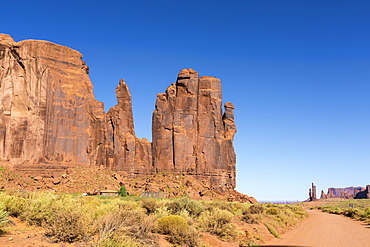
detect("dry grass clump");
top-left (97, 204), bottom-right (157, 246)
top-left (142, 198), bottom-right (161, 215)
top-left (247, 204), bottom-right (265, 214)
top-left (0, 210), bottom-right (8, 229)
top-left (199, 207), bottom-right (243, 241)
top-left (266, 207), bottom-right (279, 215)
top-left (241, 213), bottom-right (259, 224)
top-left (44, 206), bottom-right (93, 243)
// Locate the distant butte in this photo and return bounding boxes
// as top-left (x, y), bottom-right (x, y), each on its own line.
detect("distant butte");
top-left (0, 34), bottom-right (255, 202)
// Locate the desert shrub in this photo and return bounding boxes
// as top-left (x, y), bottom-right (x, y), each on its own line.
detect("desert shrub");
top-left (142, 198), bottom-right (159, 215)
top-left (266, 207), bottom-right (279, 215)
top-left (157, 215), bottom-right (188, 234)
top-left (98, 233), bottom-right (141, 247)
top-left (2, 195), bottom-right (27, 217)
top-left (44, 207), bottom-right (92, 242)
top-left (157, 215), bottom-right (200, 246)
top-left (231, 202), bottom-right (250, 216)
top-left (204, 200), bottom-right (234, 213)
top-left (242, 213), bottom-right (259, 224)
top-left (343, 208), bottom-right (358, 218)
top-left (166, 197), bottom-right (204, 217)
top-left (154, 205), bottom-right (171, 218)
top-left (215, 223), bottom-right (244, 241)
top-left (167, 225), bottom-right (200, 247)
top-left (240, 239), bottom-right (259, 246)
top-left (98, 206), bottom-right (156, 246)
top-left (247, 204), bottom-right (265, 214)
top-left (118, 185), bottom-right (128, 197)
top-left (199, 208), bottom-right (233, 232)
top-left (22, 192), bottom-right (58, 226)
top-left (264, 223), bottom-right (280, 238)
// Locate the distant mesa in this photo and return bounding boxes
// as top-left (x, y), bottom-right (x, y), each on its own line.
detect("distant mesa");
top-left (321, 185), bottom-right (370, 199)
top-left (0, 33), bottom-right (255, 202)
top-left (309, 183), bottom-right (370, 200)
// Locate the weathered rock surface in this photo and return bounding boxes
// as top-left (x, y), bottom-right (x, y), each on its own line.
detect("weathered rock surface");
top-left (0, 34), bottom-right (246, 198)
top-left (152, 70), bottom-right (236, 191)
top-left (0, 33), bottom-right (105, 165)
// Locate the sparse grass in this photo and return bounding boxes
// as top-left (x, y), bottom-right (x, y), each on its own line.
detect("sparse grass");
top-left (264, 223), bottom-right (280, 238)
top-left (316, 199), bottom-right (370, 223)
top-left (0, 190), bottom-right (308, 246)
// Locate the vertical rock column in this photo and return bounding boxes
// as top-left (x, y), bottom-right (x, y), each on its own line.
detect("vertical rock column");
top-left (106, 79), bottom-right (152, 174)
top-left (172, 69), bottom-right (199, 172)
top-left (309, 183), bottom-right (317, 201)
top-left (152, 69), bottom-right (237, 190)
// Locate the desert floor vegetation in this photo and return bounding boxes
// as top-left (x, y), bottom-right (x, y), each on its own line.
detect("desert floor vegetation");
top-left (315, 199), bottom-right (370, 224)
top-left (0, 190), bottom-right (308, 246)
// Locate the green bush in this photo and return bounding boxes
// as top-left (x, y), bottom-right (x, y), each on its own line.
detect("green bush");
top-left (118, 185), bottom-right (128, 197)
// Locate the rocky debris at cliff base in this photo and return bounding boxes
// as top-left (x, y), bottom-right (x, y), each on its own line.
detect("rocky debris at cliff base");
top-left (0, 161), bottom-right (256, 203)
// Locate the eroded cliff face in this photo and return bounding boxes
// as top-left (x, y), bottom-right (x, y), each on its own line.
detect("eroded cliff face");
top-left (152, 69), bottom-right (236, 190)
top-left (0, 34), bottom-right (105, 165)
top-left (0, 34), bottom-right (238, 192)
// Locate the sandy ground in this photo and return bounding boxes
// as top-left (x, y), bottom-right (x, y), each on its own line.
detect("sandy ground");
top-left (262, 209), bottom-right (370, 247)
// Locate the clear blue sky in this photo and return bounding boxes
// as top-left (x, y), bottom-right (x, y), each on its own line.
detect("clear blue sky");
top-left (2, 0), bottom-right (369, 201)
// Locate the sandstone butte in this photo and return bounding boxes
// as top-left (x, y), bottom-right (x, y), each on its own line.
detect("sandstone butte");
top-left (0, 34), bottom-right (255, 202)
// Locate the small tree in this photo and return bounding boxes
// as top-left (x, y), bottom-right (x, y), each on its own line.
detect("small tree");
top-left (118, 185), bottom-right (128, 197)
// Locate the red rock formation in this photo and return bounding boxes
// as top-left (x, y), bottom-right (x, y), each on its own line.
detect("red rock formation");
top-left (152, 69), bottom-right (236, 191)
top-left (320, 190), bottom-right (327, 199)
top-left (0, 34), bottom-right (105, 165)
top-left (106, 79), bottom-right (152, 174)
top-left (323, 186), bottom-right (365, 199)
top-left (0, 34), bottom-right (242, 196)
top-left (309, 183), bottom-right (317, 201)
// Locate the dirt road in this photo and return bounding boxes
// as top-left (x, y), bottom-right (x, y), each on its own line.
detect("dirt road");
top-left (262, 209), bottom-right (370, 247)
